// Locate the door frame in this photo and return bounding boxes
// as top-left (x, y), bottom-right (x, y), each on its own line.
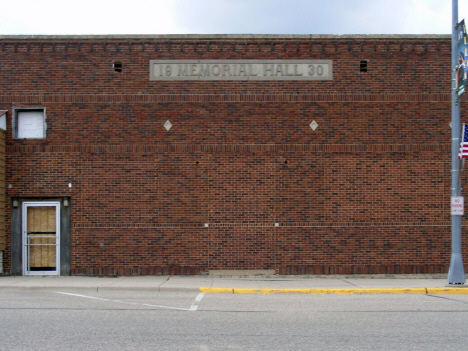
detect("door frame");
top-left (22, 201), bottom-right (61, 276)
top-left (10, 197), bottom-right (71, 276)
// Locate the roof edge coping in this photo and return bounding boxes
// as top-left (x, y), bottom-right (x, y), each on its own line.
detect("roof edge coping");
top-left (0, 34), bottom-right (451, 41)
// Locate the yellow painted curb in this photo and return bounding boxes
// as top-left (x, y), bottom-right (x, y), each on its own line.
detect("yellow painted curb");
top-left (200, 287), bottom-right (468, 295)
top-left (199, 287), bottom-right (234, 293)
top-left (427, 288), bottom-right (468, 294)
top-left (200, 287), bottom-right (427, 294)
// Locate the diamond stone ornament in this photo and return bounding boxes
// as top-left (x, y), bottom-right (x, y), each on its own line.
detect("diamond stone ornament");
top-left (310, 120), bottom-right (318, 131)
top-left (164, 120), bottom-right (172, 131)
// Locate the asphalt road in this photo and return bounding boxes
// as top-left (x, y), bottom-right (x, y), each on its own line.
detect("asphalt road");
top-left (1, 289), bottom-right (468, 350)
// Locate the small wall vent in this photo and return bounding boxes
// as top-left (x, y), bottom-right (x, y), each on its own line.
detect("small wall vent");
top-left (113, 62), bottom-right (122, 72)
top-left (360, 60), bottom-right (368, 72)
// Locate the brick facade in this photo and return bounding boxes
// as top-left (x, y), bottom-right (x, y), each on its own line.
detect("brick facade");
top-left (0, 34), bottom-right (465, 275)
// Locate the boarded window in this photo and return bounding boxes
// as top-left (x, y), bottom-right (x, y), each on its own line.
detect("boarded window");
top-left (14, 109), bottom-right (46, 139)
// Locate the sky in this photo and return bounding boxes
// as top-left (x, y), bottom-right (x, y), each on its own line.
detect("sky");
top-left (0, 0), bottom-right (467, 36)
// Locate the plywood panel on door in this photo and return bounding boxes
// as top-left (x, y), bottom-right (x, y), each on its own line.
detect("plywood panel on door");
top-left (27, 206), bottom-right (56, 268)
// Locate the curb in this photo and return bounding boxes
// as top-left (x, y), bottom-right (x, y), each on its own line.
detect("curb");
top-left (0, 286), bottom-right (201, 292)
top-left (199, 287), bottom-right (468, 295)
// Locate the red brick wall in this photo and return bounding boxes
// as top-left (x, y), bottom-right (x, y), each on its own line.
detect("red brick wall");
top-left (0, 35), bottom-right (465, 275)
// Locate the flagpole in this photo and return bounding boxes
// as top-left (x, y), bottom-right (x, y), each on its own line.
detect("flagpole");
top-left (448, 0), bottom-right (466, 284)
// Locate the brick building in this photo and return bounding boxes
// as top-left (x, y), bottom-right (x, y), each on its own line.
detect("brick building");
top-left (0, 34), bottom-right (465, 276)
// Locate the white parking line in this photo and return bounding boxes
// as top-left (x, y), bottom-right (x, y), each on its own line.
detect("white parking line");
top-left (189, 292), bottom-right (205, 311)
top-left (57, 292), bottom-right (191, 311)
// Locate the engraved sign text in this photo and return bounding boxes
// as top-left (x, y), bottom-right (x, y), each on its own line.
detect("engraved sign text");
top-left (150, 60), bottom-right (332, 81)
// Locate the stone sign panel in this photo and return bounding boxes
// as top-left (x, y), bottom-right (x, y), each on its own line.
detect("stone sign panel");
top-left (150, 60), bottom-right (332, 81)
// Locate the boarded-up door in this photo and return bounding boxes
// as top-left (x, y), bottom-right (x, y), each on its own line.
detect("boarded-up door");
top-left (22, 202), bottom-right (60, 275)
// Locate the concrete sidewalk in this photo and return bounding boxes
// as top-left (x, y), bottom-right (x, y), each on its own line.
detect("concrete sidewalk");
top-left (1, 274), bottom-right (468, 294)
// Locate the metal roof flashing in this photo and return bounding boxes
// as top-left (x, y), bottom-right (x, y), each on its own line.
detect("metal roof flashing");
top-left (0, 34), bottom-right (451, 41)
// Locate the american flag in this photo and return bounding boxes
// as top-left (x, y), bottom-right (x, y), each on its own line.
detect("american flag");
top-left (459, 123), bottom-right (468, 159)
